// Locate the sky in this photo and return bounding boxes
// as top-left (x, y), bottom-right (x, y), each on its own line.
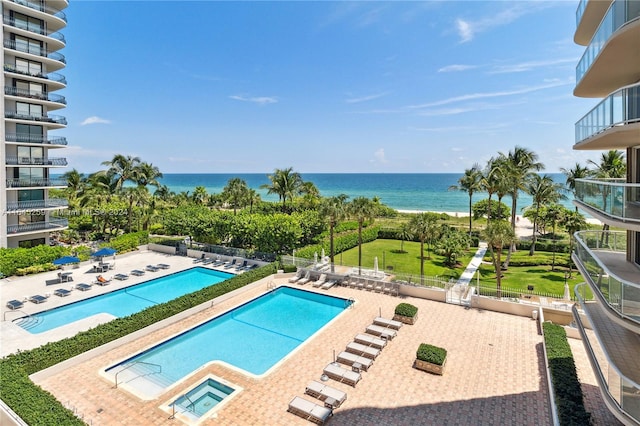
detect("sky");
top-left (60, 0), bottom-right (598, 174)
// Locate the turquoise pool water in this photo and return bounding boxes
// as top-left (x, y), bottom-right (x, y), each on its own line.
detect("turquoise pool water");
top-left (107, 287), bottom-right (350, 388)
top-left (173, 378), bottom-right (235, 418)
top-left (16, 267), bottom-right (233, 334)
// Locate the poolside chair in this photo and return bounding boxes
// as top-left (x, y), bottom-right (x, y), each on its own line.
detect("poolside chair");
top-left (288, 270), bottom-right (304, 283)
top-left (346, 341), bottom-right (380, 360)
top-left (157, 263), bottom-right (170, 269)
top-left (58, 271), bottom-right (73, 283)
top-left (336, 351), bottom-right (373, 372)
top-left (321, 279), bottom-right (337, 290)
top-left (373, 281), bottom-right (385, 293)
top-left (29, 294), bottom-right (48, 304)
top-left (145, 265), bottom-right (159, 272)
top-left (54, 288), bottom-right (71, 297)
top-left (305, 380), bottom-right (347, 408)
top-left (93, 275), bottom-right (112, 286)
top-left (354, 333), bottom-right (387, 350)
top-left (211, 256), bottom-right (224, 267)
top-left (6, 299), bottom-right (23, 310)
top-left (356, 278), bottom-right (366, 290)
top-left (297, 271), bottom-right (312, 285)
top-left (202, 256), bottom-right (214, 265)
top-left (312, 274), bottom-right (327, 288)
top-left (131, 269), bottom-right (145, 276)
top-left (244, 263), bottom-right (258, 271)
top-left (223, 259), bottom-right (237, 269)
top-left (323, 363), bottom-right (361, 387)
top-left (287, 396), bottom-right (333, 425)
top-left (234, 259), bottom-right (248, 271)
top-left (114, 273), bottom-right (129, 281)
top-left (373, 316), bottom-right (403, 330)
top-left (75, 283), bottom-right (92, 291)
top-left (193, 253), bottom-right (206, 263)
top-left (365, 324), bottom-right (397, 340)
top-left (365, 279), bottom-right (375, 291)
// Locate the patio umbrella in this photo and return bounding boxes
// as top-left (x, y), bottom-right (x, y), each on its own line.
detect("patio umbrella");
top-left (374, 257), bottom-right (379, 275)
top-left (53, 256), bottom-right (80, 265)
top-left (92, 247), bottom-right (117, 258)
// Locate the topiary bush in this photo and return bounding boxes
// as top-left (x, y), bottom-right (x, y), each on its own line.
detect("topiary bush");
top-left (416, 343), bottom-right (447, 366)
top-left (395, 303), bottom-right (418, 318)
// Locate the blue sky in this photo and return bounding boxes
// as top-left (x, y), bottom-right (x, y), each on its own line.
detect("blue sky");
top-left (61, 1), bottom-right (596, 174)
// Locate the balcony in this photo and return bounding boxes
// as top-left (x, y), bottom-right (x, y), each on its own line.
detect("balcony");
top-left (4, 86), bottom-right (66, 105)
top-left (7, 0), bottom-right (67, 24)
top-left (5, 178), bottom-right (67, 188)
top-left (574, 178), bottom-right (640, 226)
top-left (4, 133), bottom-right (67, 146)
top-left (7, 218), bottom-right (68, 234)
top-left (575, 0), bottom-right (614, 45)
top-left (2, 15), bottom-right (66, 45)
top-left (3, 64), bottom-right (66, 86)
top-left (3, 39), bottom-right (66, 65)
top-left (574, 0), bottom-right (640, 97)
top-left (574, 82), bottom-right (640, 149)
top-left (5, 156), bottom-right (68, 166)
top-left (5, 199), bottom-right (68, 211)
top-left (573, 230), bottom-right (640, 329)
top-left (5, 110), bottom-right (67, 125)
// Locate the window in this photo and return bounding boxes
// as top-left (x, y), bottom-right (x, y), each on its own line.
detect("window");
top-left (14, 35), bottom-right (43, 56)
top-left (18, 238), bottom-right (46, 248)
top-left (17, 146), bottom-right (43, 163)
top-left (18, 189), bottom-right (44, 202)
top-left (11, 12), bottom-right (43, 34)
top-left (16, 102), bottom-right (43, 119)
top-left (16, 124), bottom-right (43, 143)
top-left (15, 58), bottom-right (42, 76)
top-left (15, 80), bottom-right (44, 97)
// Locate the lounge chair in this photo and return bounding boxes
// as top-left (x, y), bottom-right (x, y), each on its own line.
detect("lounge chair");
top-left (75, 283), bottom-right (92, 291)
top-left (114, 273), bottom-right (129, 280)
top-left (145, 265), bottom-right (159, 272)
top-left (54, 288), bottom-right (71, 297)
top-left (323, 363), bottom-right (361, 387)
top-left (223, 259), bottom-right (237, 269)
top-left (346, 341), bottom-right (380, 360)
top-left (312, 274), bottom-right (327, 288)
top-left (373, 281), bottom-right (385, 292)
top-left (6, 299), bottom-right (23, 310)
top-left (365, 324), bottom-right (397, 340)
top-left (211, 257), bottom-right (224, 266)
top-left (202, 257), bottom-right (214, 265)
top-left (336, 351), bottom-right (373, 371)
top-left (157, 263), bottom-right (170, 269)
top-left (305, 380), bottom-right (347, 408)
top-left (93, 275), bottom-right (112, 286)
top-left (29, 294), bottom-right (48, 304)
top-left (287, 396), bottom-right (333, 425)
top-left (354, 333), bottom-right (387, 350)
top-left (373, 316), bottom-right (403, 330)
top-left (234, 260), bottom-right (248, 271)
top-left (297, 271), bottom-right (312, 285)
top-left (58, 271), bottom-right (73, 282)
top-left (244, 263), bottom-right (258, 271)
top-left (321, 279), bottom-right (337, 290)
top-left (131, 269), bottom-right (145, 276)
top-left (288, 270), bottom-right (304, 283)
top-left (193, 253), bottom-right (206, 263)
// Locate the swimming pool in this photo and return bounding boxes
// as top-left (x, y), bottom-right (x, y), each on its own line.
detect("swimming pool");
top-left (16, 267), bottom-right (233, 334)
top-left (107, 287), bottom-right (351, 398)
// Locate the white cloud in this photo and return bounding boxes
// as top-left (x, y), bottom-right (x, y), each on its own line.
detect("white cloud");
top-left (456, 19), bottom-right (474, 43)
top-left (345, 91), bottom-right (390, 104)
top-left (374, 148), bottom-right (388, 163)
top-left (489, 58), bottom-right (576, 74)
top-left (438, 64), bottom-right (478, 73)
top-left (80, 116), bottom-right (111, 126)
top-left (229, 95), bottom-right (278, 105)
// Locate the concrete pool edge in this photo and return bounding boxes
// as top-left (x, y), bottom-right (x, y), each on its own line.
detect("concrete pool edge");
top-left (29, 275), bottom-right (272, 384)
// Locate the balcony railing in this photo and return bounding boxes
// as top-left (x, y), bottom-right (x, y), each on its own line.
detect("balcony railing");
top-left (573, 230), bottom-right (640, 325)
top-left (5, 178), bottom-right (67, 188)
top-left (574, 178), bottom-right (640, 222)
top-left (7, 218), bottom-right (68, 234)
top-left (7, 0), bottom-right (67, 23)
top-left (5, 156), bottom-right (67, 166)
top-left (4, 86), bottom-right (66, 104)
top-left (2, 16), bottom-right (66, 43)
top-left (3, 64), bottom-right (66, 84)
top-left (5, 110), bottom-right (67, 125)
top-left (576, 0), bottom-right (588, 27)
top-left (5, 199), bottom-right (68, 211)
top-left (575, 82), bottom-right (640, 144)
top-left (4, 133), bottom-right (67, 145)
top-left (576, 0), bottom-right (640, 85)
top-left (3, 39), bottom-right (66, 64)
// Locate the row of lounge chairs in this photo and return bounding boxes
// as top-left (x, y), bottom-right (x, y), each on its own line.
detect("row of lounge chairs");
top-left (287, 316), bottom-right (403, 424)
top-left (194, 255), bottom-right (259, 273)
top-left (288, 270), bottom-right (340, 290)
top-left (344, 276), bottom-right (399, 296)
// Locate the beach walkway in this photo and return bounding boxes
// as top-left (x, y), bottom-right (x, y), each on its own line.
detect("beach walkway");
top-left (457, 242), bottom-right (488, 286)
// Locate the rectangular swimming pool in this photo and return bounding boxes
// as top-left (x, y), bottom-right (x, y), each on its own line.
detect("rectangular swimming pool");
top-left (16, 267), bottom-right (233, 334)
top-left (107, 287), bottom-right (351, 397)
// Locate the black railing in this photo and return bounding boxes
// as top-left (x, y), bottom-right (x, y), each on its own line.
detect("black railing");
top-left (4, 133), bottom-right (67, 145)
top-left (3, 39), bottom-right (66, 64)
top-left (7, 218), bottom-right (68, 234)
top-left (6, 199), bottom-right (68, 210)
top-left (3, 64), bottom-right (67, 84)
top-left (4, 86), bottom-right (66, 104)
top-left (5, 110), bottom-right (67, 125)
top-left (2, 16), bottom-right (66, 43)
top-left (5, 156), bottom-right (67, 166)
top-left (8, 0), bottom-right (67, 22)
top-left (6, 178), bottom-right (67, 188)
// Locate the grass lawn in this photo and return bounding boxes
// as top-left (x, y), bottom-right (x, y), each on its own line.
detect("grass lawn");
top-left (337, 239), bottom-right (475, 279)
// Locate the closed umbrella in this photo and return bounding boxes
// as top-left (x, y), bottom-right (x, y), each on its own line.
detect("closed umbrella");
top-left (374, 256), bottom-right (379, 275)
top-left (563, 282), bottom-right (571, 301)
top-left (53, 256), bottom-right (80, 265)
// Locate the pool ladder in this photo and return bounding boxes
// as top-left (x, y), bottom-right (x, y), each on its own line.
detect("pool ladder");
top-left (114, 361), bottom-right (162, 388)
top-left (169, 394), bottom-right (197, 419)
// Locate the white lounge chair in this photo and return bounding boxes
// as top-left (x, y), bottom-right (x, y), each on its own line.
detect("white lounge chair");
top-left (346, 341), bottom-right (380, 360)
top-left (336, 351), bottom-right (373, 371)
top-left (288, 270), bottom-right (304, 283)
top-left (373, 316), bottom-right (403, 330)
top-left (288, 396), bottom-right (332, 425)
top-left (354, 333), bottom-right (387, 349)
top-left (312, 274), bottom-right (327, 288)
top-left (323, 363), bottom-right (361, 387)
top-left (305, 380), bottom-right (347, 408)
top-left (321, 279), bottom-right (337, 290)
top-left (365, 324), bottom-right (397, 340)
top-left (297, 271), bottom-right (312, 285)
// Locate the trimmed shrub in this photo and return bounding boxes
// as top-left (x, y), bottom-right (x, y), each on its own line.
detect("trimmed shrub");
top-left (0, 245), bottom-right (69, 276)
top-left (395, 303), bottom-right (418, 318)
top-left (105, 231), bottom-right (149, 253)
top-left (416, 343), bottom-right (447, 366)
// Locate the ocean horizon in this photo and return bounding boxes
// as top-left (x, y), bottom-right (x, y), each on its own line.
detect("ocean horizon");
top-left (155, 173), bottom-right (576, 214)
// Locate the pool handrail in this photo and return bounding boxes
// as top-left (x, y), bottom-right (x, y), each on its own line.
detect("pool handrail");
top-left (114, 360), bottom-right (162, 388)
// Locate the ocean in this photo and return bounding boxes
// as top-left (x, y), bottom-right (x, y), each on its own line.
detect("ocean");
top-left (157, 173), bottom-right (575, 214)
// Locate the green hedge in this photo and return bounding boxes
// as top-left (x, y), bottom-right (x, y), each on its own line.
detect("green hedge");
top-left (395, 303), bottom-right (418, 318)
top-left (416, 343), bottom-right (447, 366)
top-left (542, 322), bottom-right (591, 425)
top-left (516, 240), bottom-right (569, 253)
top-left (296, 226), bottom-right (380, 260)
top-left (105, 231), bottom-right (149, 254)
top-left (0, 264), bottom-right (276, 425)
top-left (0, 245), bottom-right (69, 276)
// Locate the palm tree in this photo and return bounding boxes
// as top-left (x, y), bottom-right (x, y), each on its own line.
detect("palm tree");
top-left (347, 197), bottom-right (377, 275)
top-left (223, 178), bottom-right (249, 214)
top-left (525, 174), bottom-right (565, 255)
top-left (562, 209), bottom-right (587, 278)
top-left (408, 212), bottom-right (442, 282)
top-left (588, 150), bottom-right (626, 243)
top-left (261, 167), bottom-right (303, 212)
top-left (61, 169), bottom-right (85, 208)
top-left (300, 181), bottom-right (321, 209)
top-left (133, 161), bottom-right (163, 189)
top-left (482, 220), bottom-right (517, 298)
top-left (319, 194), bottom-right (349, 271)
top-left (247, 189), bottom-right (261, 213)
top-left (449, 164), bottom-right (483, 235)
top-left (101, 154), bottom-right (141, 192)
top-left (192, 186), bottom-right (209, 205)
top-left (480, 157), bottom-right (502, 223)
top-left (560, 162), bottom-right (590, 211)
top-left (397, 223), bottom-right (413, 253)
top-left (545, 204), bottom-right (564, 271)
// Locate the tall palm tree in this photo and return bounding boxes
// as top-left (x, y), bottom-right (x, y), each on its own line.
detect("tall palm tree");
top-left (525, 174), bottom-right (565, 255)
top-left (223, 178), bottom-right (249, 214)
top-left (299, 181), bottom-right (321, 209)
top-left (261, 167), bottom-right (303, 212)
top-left (319, 194), bottom-right (349, 271)
top-left (347, 197), bottom-right (376, 275)
top-left (545, 204), bottom-right (564, 271)
top-left (61, 169), bottom-right (85, 208)
top-left (560, 162), bottom-right (590, 210)
top-left (482, 220), bottom-right (517, 298)
top-left (588, 150), bottom-right (626, 243)
top-left (409, 212), bottom-right (441, 282)
top-left (192, 186), bottom-right (209, 205)
top-left (247, 188), bottom-right (261, 213)
top-left (101, 154), bottom-right (141, 192)
top-left (397, 223), bottom-right (413, 253)
top-left (562, 209), bottom-right (587, 278)
top-left (133, 161), bottom-right (163, 189)
top-left (480, 157), bottom-right (501, 223)
top-left (449, 164), bottom-right (483, 235)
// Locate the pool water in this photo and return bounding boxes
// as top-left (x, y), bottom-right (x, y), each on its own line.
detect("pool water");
top-left (173, 378), bottom-right (235, 418)
top-left (16, 267), bottom-right (233, 334)
top-left (108, 287), bottom-right (350, 395)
